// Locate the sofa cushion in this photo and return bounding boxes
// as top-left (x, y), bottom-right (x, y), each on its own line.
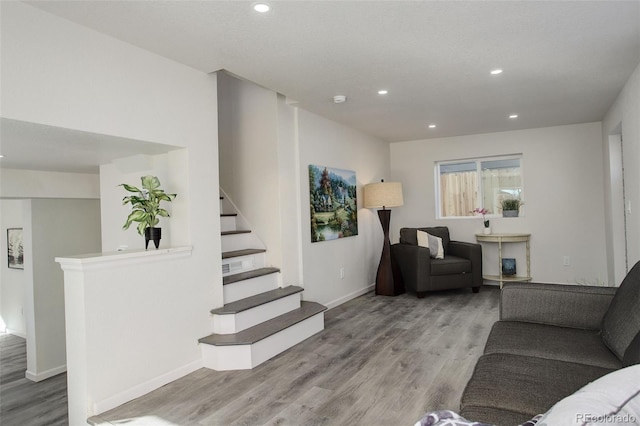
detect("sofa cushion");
top-left (484, 321), bottom-right (621, 369)
top-left (536, 364), bottom-right (640, 425)
top-left (623, 329), bottom-right (640, 367)
top-left (460, 353), bottom-right (614, 424)
top-left (601, 260), bottom-right (640, 360)
top-left (430, 256), bottom-right (471, 276)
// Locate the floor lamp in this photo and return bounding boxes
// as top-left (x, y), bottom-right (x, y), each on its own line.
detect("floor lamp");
top-left (364, 180), bottom-right (404, 296)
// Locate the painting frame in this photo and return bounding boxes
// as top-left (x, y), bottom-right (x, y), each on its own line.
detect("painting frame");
top-left (7, 228), bottom-right (24, 269)
top-left (308, 164), bottom-right (358, 242)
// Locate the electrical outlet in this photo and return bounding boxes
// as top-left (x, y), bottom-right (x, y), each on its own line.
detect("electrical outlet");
top-left (563, 256), bottom-right (570, 266)
top-left (340, 268), bottom-right (345, 279)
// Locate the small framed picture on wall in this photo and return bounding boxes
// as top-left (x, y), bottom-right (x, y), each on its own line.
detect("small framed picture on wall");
top-left (7, 228), bottom-right (24, 269)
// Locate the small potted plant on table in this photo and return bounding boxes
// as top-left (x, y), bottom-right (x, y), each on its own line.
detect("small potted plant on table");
top-left (501, 198), bottom-right (523, 217)
top-left (120, 175), bottom-right (177, 249)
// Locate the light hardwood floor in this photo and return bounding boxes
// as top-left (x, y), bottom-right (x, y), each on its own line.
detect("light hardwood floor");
top-left (0, 333), bottom-right (68, 425)
top-left (1, 287), bottom-right (500, 426)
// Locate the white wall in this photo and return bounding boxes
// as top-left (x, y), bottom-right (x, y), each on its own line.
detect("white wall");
top-left (277, 94), bottom-right (304, 286)
top-left (1, 2), bottom-right (221, 422)
top-left (217, 72), bottom-right (283, 272)
top-left (100, 152), bottom-right (186, 252)
top-left (0, 200), bottom-right (25, 336)
top-left (0, 169), bottom-right (100, 199)
top-left (603, 62), bottom-right (640, 284)
top-left (298, 109), bottom-right (391, 308)
top-left (390, 122), bottom-right (608, 285)
top-left (23, 199), bottom-right (101, 382)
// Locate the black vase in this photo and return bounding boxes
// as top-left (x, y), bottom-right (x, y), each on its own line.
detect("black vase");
top-left (144, 227), bottom-right (162, 249)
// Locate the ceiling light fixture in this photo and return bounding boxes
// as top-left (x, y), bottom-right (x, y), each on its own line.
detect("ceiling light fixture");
top-left (429, 124), bottom-right (437, 129)
top-left (378, 90), bottom-right (388, 95)
top-left (490, 69), bottom-right (503, 75)
top-left (333, 95), bottom-right (347, 104)
top-left (253, 3), bottom-right (270, 13)
top-left (509, 114), bottom-right (518, 119)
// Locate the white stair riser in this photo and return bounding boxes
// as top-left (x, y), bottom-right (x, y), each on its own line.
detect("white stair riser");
top-left (220, 216), bottom-right (237, 232)
top-left (222, 253), bottom-right (266, 276)
top-left (224, 273), bottom-right (278, 304)
top-left (212, 293), bottom-right (302, 334)
top-left (201, 313), bottom-right (325, 371)
top-left (221, 233), bottom-right (259, 253)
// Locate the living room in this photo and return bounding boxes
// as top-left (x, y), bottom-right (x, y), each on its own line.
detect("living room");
top-left (1, 1), bottom-right (639, 425)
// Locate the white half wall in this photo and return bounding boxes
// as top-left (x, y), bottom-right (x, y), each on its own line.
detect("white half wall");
top-left (298, 109), bottom-right (391, 307)
top-left (390, 122), bottom-right (608, 285)
top-left (0, 200), bottom-right (25, 335)
top-left (603, 62), bottom-right (640, 283)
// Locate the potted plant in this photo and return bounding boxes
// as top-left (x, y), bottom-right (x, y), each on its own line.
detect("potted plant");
top-left (472, 207), bottom-right (491, 234)
top-left (501, 198), bottom-right (523, 217)
top-left (120, 175), bottom-right (177, 249)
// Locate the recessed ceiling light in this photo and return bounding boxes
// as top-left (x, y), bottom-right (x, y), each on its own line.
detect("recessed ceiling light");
top-left (253, 3), bottom-right (270, 13)
top-left (509, 114), bottom-right (518, 119)
top-left (429, 124), bottom-right (437, 129)
top-left (490, 69), bottom-right (503, 75)
top-left (333, 95), bottom-right (347, 104)
top-left (378, 90), bottom-right (388, 95)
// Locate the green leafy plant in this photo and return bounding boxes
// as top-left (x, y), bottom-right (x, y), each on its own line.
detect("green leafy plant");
top-left (501, 198), bottom-right (523, 211)
top-left (120, 175), bottom-right (177, 235)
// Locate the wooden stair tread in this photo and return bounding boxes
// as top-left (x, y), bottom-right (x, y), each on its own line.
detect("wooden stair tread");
top-left (221, 230), bottom-right (251, 236)
top-left (211, 285), bottom-right (303, 315)
top-left (199, 301), bottom-right (326, 346)
top-left (220, 213), bottom-right (237, 217)
top-left (222, 248), bottom-right (266, 259)
top-left (223, 267), bottom-right (280, 285)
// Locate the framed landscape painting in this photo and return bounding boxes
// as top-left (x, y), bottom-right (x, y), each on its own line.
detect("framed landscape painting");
top-left (7, 228), bottom-right (24, 269)
top-left (309, 165), bottom-right (358, 242)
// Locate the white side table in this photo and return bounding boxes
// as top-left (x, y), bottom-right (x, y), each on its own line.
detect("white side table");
top-left (475, 233), bottom-right (531, 288)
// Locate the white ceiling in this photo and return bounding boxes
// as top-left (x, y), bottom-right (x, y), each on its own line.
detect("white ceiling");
top-left (2, 1), bottom-right (639, 173)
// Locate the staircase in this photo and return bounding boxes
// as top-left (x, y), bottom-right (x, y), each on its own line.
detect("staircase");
top-left (198, 196), bottom-right (326, 371)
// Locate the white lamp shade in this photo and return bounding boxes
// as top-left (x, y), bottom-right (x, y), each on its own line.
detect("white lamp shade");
top-left (364, 182), bottom-right (404, 209)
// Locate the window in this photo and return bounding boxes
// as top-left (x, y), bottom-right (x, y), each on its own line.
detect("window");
top-left (436, 155), bottom-right (523, 218)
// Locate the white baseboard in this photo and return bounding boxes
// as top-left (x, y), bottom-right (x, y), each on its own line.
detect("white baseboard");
top-left (25, 364), bottom-right (67, 382)
top-left (323, 283), bottom-right (375, 310)
top-left (92, 358), bottom-right (203, 415)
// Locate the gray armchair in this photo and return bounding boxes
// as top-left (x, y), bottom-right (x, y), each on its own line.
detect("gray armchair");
top-left (391, 226), bottom-right (482, 298)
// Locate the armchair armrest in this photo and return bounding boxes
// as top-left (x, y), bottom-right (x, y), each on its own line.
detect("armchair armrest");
top-left (500, 282), bottom-right (616, 330)
top-left (448, 241), bottom-right (482, 287)
top-left (391, 243), bottom-right (431, 293)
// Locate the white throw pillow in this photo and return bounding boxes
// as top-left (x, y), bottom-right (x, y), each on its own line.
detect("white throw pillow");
top-left (416, 230), bottom-right (444, 259)
top-left (417, 230), bottom-right (430, 248)
top-left (536, 364), bottom-right (640, 425)
top-left (429, 234), bottom-right (445, 259)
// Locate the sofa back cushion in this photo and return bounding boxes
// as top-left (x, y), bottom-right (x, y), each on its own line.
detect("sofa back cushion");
top-left (623, 330), bottom-right (640, 367)
top-left (601, 260), bottom-right (640, 360)
top-left (399, 226), bottom-right (451, 253)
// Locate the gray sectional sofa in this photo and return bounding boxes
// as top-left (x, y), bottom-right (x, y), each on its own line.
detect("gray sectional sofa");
top-left (459, 261), bottom-right (640, 425)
